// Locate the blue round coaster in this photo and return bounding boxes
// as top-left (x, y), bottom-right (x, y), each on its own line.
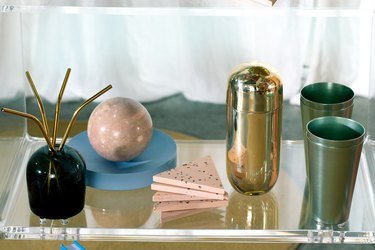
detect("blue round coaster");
top-left (68, 129), bottom-right (176, 190)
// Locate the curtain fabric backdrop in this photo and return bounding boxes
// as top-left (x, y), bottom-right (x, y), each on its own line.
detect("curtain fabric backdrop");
top-left (0, 0), bottom-right (370, 104)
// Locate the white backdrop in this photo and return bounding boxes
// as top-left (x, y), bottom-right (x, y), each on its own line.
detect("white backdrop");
top-left (0, 0), bottom-right (372, 104)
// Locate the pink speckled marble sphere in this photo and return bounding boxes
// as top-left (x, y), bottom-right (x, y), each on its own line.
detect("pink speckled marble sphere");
top-left (87, 97), bottom-right (153, 162)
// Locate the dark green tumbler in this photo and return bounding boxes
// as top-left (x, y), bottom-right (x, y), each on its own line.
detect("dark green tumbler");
top-left (300, 82), bottom-right (354, 174)
top-left (306, 116), bottom-right (365, 225)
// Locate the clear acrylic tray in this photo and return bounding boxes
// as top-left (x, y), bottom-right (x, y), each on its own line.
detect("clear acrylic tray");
top-left (1, 137), bottom-right (375, 244)
top-left (0, 0), bottom-right (375, 244)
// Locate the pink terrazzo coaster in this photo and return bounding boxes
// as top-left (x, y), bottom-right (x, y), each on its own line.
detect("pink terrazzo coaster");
top-left (153, 155), bottom-right (225, 194)
top-left (154, 199), bottom-right (228, 212)
top-left (152, 191), bottom-right (228, 202)
top-left (151, 183), bottom-right (227, 200)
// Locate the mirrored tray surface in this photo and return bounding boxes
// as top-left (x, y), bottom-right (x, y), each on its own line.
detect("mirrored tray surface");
top-left (1, 138), bottom-right (375, 243)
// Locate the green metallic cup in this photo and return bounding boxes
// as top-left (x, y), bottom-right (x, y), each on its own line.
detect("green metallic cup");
top-left (300, 82), bottom-right (354, 174)
top-left (300, 82), bottom-right (354, 130)
top-left (306, 116), bottom-right (365, 225)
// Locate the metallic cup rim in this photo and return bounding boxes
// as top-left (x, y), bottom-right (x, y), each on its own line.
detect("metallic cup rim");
top-left (306, 116), bottom-right (365, 148)
top-left (300, 82), bottom-right (354, 111)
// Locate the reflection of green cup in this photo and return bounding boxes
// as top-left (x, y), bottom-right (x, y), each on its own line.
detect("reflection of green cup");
top-left (306, 116), bottom-right (365, 225)
top-left (300, 82), bottom-right (354, 173)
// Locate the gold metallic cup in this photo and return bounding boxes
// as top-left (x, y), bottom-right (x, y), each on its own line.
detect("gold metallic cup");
top-left (226, 62), bottom-right (282, 195)
top-left (306, 116), bottom-right (365, 225)
top-left (300, 82), bottom-right (354, 174)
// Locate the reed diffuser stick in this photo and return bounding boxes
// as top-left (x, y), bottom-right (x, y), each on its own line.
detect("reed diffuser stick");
top-left (25, 71), bottom-right (50, 138)
top-left (1, 108), bottom-right (56, 153)
top-left (58, 84), bottom-right (112, 151)
top-left (52, 68), bottom-right (71, 148)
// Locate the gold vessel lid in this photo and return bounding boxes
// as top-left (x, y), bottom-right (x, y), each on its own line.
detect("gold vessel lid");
top-left (227, 62), bottom-right (283, 113)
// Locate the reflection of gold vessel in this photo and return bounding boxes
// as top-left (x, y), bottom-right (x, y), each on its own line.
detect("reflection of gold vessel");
top-left (226, 63), bottom-right (282, 195)
top-left (225, 191), bottom-right (278, 230)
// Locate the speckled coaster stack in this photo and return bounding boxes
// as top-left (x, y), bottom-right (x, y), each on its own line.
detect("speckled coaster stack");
top-left (151, 155), bottom-right (228, 222)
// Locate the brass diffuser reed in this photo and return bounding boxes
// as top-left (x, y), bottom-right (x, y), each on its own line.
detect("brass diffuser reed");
top-left (1, 68), bottom-right (112, 153)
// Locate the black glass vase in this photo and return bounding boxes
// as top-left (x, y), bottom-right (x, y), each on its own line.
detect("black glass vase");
top-left (26, 144), bottom-right (86, 222)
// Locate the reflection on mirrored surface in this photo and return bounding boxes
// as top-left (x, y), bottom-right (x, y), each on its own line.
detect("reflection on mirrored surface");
top-left (299, 180), bottom-right (349, 231)
top-left (159, 209), bottom-right (226, 229)
top-left (29, 210), bottom-right (87, 228)
top-left (84, 187), bottom-right (154, 228)
top-left (225, 191), bottom-right (278, 230)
